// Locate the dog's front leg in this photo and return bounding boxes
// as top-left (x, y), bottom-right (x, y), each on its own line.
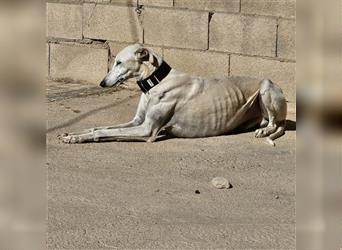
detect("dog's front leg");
top-left (61, 124), bottom-right (153, 143)
top-left (96, 125), bottom-right (153, 142)
top-left (60, 94), bottom-right (148, 137)
top-left (61, 99), bottom-right (176, 144)
top-left (60, 118), bottom-right (143, 138)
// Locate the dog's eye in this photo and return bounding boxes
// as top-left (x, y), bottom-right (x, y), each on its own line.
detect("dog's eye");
top-left (116, 61), bottom-right (122, 66)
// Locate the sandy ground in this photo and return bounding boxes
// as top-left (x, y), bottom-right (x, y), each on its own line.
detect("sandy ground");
top-left (47, 80), bottom-right (296, 249)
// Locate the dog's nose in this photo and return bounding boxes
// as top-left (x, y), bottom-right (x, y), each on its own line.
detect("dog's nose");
top-left (99, 79), bottom-right (106, 88)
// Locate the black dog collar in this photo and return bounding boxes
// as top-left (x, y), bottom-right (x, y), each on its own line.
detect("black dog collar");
top-left (137, 61), bottom-right (172, 93)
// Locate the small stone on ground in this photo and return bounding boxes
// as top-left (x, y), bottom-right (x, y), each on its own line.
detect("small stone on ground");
top-left (211, 177), bottom-right (232, 189)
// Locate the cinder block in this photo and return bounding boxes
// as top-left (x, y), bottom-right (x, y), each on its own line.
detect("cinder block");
top-left (230, 55), bottom-right (295, 101)
top-left (84, 0), bottom-right (111, 3)
top-left (139, 0), bottom-right (173, 7)
top-left (50, 43), bottom-right (108, 84)
top-left (83, 3), bottom-right (143, 43)
top-left (144, 8), bottom-right (208, 50)
top-left (164, 48), bottom-right (229, 78)
top-left (47, 0), bottom-right (83, 3)
top-left (174, 0), bottom-right (240, 13)
top-left (47, 3), bottom-right (82, 39)
top-left (277, 19), bottom-right (295, 60)
top-left (210, 14), bottom-right (277, 57)
top-left (110, 0), bottom-right (137, 5)
top-left (108, 42), bottom-right (131, 57)
top-left (241, 0), bottom-right (296, 18)
top-left (46, 43), bottom-right (50, 77)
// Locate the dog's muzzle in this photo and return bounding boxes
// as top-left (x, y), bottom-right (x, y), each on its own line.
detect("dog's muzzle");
top-left (100, 77), bottom-right (124, 88)
top-left (100, 79), bottom-right (106, 88)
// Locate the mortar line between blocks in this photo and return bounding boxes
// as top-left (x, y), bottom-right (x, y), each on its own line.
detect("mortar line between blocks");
top-left (275, 18), bottom-right (279, 57)
top-left (207, 13), bottom-right (210, 50)
top-left (48, 43), bottom-right (51, 77)
top-left (228, 54), bottom-right (231, 76)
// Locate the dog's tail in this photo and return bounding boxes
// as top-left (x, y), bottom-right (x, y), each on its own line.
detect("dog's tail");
top-left (266, 120), bottom-right (286, 146)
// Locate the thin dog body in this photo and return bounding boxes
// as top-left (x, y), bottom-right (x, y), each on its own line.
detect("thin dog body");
top-left (60, 44), bottom-right (287, 146)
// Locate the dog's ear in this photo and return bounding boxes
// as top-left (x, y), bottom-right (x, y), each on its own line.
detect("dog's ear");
top-left (135, 48), bottom-right (150, 62)
top-left (135, 47), bottom-right (159, 67)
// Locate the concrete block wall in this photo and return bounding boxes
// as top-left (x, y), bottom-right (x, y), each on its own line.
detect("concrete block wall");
top-left (46, 0), bottom-right (296, 101)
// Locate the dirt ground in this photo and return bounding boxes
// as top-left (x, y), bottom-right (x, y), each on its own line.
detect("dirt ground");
top-left (47, 80), bottom-right (296, 249)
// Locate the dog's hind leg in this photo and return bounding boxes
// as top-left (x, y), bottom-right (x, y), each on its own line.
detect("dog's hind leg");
top-left (254, 79), bottom-right (287, 146)
top-left (265, 120), bottom-right (286, 146)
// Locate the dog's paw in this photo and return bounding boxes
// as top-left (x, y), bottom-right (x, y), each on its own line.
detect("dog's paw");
top-left (255, 128), bottom-right (266, 138)
top-left (266, 137), bottom-right (276, 146)
top-left (255, 126), bottom-right (276, 138)
top-left (57, 133), bottom-right (68, 139)
top-left (59, 134), bottom-right (83, 144)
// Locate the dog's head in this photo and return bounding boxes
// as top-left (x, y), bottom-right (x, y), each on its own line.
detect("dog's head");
top-left (100, 43), bottom-right (160, 88)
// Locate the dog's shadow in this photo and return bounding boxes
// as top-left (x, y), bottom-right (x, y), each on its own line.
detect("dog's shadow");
top-left (284, 120), bottom-right (296, 131)
top-left (229, 119), bottom-right (296, 135)
top-left (156, 119), bottom-right (296, 142)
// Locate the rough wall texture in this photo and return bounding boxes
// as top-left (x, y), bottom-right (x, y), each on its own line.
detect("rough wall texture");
top-left (46, 0), bottom-right (296, 101)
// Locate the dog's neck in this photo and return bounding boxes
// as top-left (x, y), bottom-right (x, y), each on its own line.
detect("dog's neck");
top-left (139, 63), bottom-right (157, 80)
top-left (137, 52), bottom-right (163, 80)
top-left (136, 53), bottom-right (172, 93)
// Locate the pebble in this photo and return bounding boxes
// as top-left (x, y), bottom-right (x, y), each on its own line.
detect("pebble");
top-left (211, 177), bottom-right (232, 189)
top-left (195, 190), bottom-right (201, 194)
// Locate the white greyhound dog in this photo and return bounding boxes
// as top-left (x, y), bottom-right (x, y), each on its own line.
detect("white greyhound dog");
top-left (60, 43), bottom-right (287, 146)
